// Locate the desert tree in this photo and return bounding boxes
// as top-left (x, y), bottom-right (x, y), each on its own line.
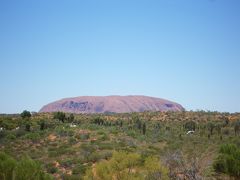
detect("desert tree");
top-left (40, 120), bottom-right (45, 131)
top-left (21, 110), bottom-right (31, 119)
top-left (184, 121), bottom-right (196, 131)
top-left (68, 113), bottom-right (74, 123)
top-left (207, 122), bottom-right (215, 136)
top-left (142, 122), bottom-right (146, 135)
top-left (234, 120), bottom-right (240, 136)
top-left (25, 123), bottom-right (31, 132)
top-left (53, 112), bottom-right (66, 123)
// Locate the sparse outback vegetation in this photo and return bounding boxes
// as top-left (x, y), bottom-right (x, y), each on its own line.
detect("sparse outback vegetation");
top-left (0, 111), bottom-right (240, 179)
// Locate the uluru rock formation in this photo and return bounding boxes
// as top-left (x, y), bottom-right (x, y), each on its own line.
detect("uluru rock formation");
top-left (39, 95), bottom-right (184, 114)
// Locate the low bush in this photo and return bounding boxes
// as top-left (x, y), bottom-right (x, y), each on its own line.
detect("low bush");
top-left (24, 132), bottom-right (41, 143)
top-left (0, 130), bottom-right (7, 139)
top-left (0, 152), bottom-right (52, 180)
top-left (56, 128), bottom-right (74, 137)
top-left (84, 151), bottom-right (169, 180)
top-left (46, 162), bottom-right (58, 174)
top-left (6, 133), bottom-right (16, 140)
top-left (77, 133), bottom-right (90, 141)
top-left (72, 164), bottom-right (86, 175)
top-left (14, 128), bottom-right (26, 138)
top-left (69, 137), bottom-right (77, 145)
top-left (214, 144), bottom-right (240, 178)
top-left (60, 158), bottom-right (74, 168)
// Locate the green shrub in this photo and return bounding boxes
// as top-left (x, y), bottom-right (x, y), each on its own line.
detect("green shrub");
top-left (6, 133), bottom-right (16, 140)
top-left (0, 130), bottom-right (7, 139)
top-left (25, 123), bottom-right (31, 132)
top-left (88, 152), bottom-right (102, 163)
top-left (207, 122), bottom-right (215, 135)
top-left (14, 128), bottom-right (26, 137)
top-left (69, 137), bottom-right (77, 145)
top-left (97, 143), bottom-right (115, 150)
top-left (67, 114), bottom-right (75, 123)
top-left (53, 112), bottom-right (66, 123)
top-left (84, 151), bottom-right (169, 180)
top-left (40, 120), bottom-right (46, 130)
top-left (222, 127), bottom-right (231, 135)
top-left (46, 162), bottom-right (58, 174)
top-left (144, 156), bottom-right (169, 180)
top-left (143, 122), bottom-right (146, 135)
top-left (15, 156), bottom-right (52, 180)
top-left (76, 133), bottom-right (90, 140)
top-left (62, 174), bottom-right (81, 180)
top-left (0, 152), bottom-right (16, 180)
top-left (56, 128), bottom-right (74, 137)
top-left (97, 130), bottom-right (106, 135)
top-left (99, 151), bottom-right (112, 160)
top-left (214, 144), bottom-right (240, 178)
top-left (72, 164), bottom-right (86, 175)
top-left (24, 132), bottom-right (41, 142)
top-left (53, 145), bottom-right (74, 155)
top-left (45, 119), bottom-right (59, 129)
top-left (0, 118), bottom-right (16, 130)
top-left (184, 121), bottom-right (196, 131)
top-left (49, 144), bottom-right (76, 157)
top-left (126, 130), bottom-right (137, 138)
top-left (60, 158), bottom-right (74, 168)
top-left (0, 152), bottom-right (52, 180)
top-left (234, 120), bottom-right (240, 135)
top-left (99, 133), bottom-right (109, 141)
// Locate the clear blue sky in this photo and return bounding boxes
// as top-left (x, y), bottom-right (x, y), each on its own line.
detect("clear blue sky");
top-left (0, 0), bottom-right (240, 113)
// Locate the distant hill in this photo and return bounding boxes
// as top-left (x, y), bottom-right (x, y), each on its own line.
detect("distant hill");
top-left (39, 95), bottom-right (184, 114)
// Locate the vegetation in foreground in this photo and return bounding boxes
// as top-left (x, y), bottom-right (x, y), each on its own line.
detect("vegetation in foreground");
top-left (0, 110), bottom-right (240, 179)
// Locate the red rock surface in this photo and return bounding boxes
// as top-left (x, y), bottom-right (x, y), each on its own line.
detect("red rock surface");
top-left (39, 95), bottom-right (184, 113)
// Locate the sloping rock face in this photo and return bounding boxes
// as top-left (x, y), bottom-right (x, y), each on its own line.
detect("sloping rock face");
top-left (39, 95), bottom-right (184, 114)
